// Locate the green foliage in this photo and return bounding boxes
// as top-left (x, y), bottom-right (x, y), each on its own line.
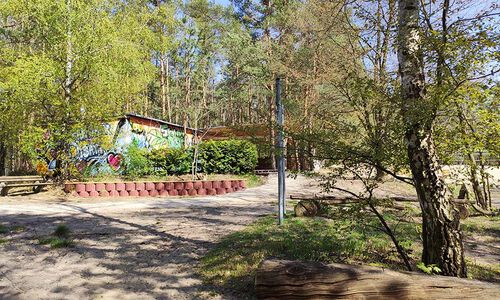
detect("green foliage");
top-left (149, 147), bottom-right (193, 176)
top-left (417, 262), bottom-right (442, 275)
top-left (0, 225), bottom-right (8, 234)
top-left (54, 224), bottom-right (70, 238)
top-left (147, 140), bottom-right (258, 176)
top-left (123, 141), bottom-right (153, 178)
top-left (199, 139), bottom-right (258, 174)
top-left (0, 0), bottom-right (154, 177)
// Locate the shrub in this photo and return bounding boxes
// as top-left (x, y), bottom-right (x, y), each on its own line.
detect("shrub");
top-left (54, 224), bottom-right (70, 238)
top-left (146, 140), bottom-right (257, 176)
top-left (148, 147), bottom-right (193, 175)
top-left (123, 140), bottom-right (152, 178)
top-left (199, 139), bottom-right (258, 174)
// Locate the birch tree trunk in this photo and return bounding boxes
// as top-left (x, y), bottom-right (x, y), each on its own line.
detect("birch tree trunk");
top-left (397, 0), bottom-right (466, 277)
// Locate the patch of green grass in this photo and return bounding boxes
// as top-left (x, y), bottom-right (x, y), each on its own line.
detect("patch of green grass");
top-left (237, 174), bottom-right (264, 188)
top-left (0, 238), bottom-right (7, 244)
top-left (0, 225), bottom-right (25, 236)
top-left (199, 212), bottom-right (419, 296)
top-left (0, 225), bottom-right (8, 234)
top-left (39, 224), bottom-right (74, 249)
top-left (12, 225), bottom-right (25, 233)
top-left (39, 237), bottom-right (74, 248)
top-left (467, 261), bottom-right (500, 283)
top-left (462, 215), bottom-right (500, 243)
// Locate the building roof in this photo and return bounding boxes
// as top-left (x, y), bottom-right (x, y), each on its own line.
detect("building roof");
top-left (125, 113), bottom-right (198, 134)
top-left (124, 113), bottom-right (268, 140)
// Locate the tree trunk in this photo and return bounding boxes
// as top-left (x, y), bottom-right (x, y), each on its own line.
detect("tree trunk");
top-left (467, 153), bottom-right (489, 209)
top-left (166, 56), bottom-right (171, 121)
top-left (64, 0), bottom-right (73, 106)
top-left (397, 0), bottom-right (466, 277)
top-left (160, 54), bottom-right (167, 118)
top-left (267, 91), bottom-right (276, 169)
top-left (183, 74), bottom-right (191, 147)
top-left (0, 142), bottom-right (6, 176)
top-left (375, 166), bottom-right (387, 181)
top-left (174, 64), bottom-right (180, 124)
top-left (255, 260), bottom-right (500, 299)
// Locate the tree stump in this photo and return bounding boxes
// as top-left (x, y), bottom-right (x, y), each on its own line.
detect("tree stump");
top-left (255, 259), bottom-right (500, 299)
top-left (294, 200), bottom-right (321, 217)
top-left (457, 183), bottom-right (472, 219)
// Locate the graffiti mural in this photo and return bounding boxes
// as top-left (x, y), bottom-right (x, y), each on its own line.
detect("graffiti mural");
top-left (35, 115), bottom-right (193, 176)
top-left (113, 119), bottom-right (190, 152)
top-left (35, 116), bottom-right (193, 176)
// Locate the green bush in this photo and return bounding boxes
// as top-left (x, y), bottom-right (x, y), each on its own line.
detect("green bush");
top-left (123, 141), bottom-right (153, 178)
top-left (54, 224), bottom-right (70, 238)
top-left (148, 147), bottom-right (193, 175)
top-left (199, 139), bottom-right (258, 174)
top-left (143, 140), bottom-right (257, 176)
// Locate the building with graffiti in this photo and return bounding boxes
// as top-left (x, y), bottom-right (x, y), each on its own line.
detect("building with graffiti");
top-left (38, 114), bottom-right (196, 176)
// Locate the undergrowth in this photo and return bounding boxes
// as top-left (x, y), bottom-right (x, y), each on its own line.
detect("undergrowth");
top-left (199, 211), bottom-right (419, 297)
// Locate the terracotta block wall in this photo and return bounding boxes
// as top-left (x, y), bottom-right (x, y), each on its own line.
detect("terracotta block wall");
top-left (65, 180), bottom-right (246, 198)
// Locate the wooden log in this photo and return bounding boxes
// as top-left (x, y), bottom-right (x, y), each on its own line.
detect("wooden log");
top-left (290, 194), bottom-right (475, 205)
top-left (294, 200), bottom-right (321, 217)
top-left (255, 260), bottom-right (500, 299)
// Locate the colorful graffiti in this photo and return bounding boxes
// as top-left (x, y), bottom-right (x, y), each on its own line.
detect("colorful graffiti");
top-left (107, 152), bottom-right (123, 171)
top-left (114, 119), bottom-right (189, 151)
top-left (35, 117), bottom-right (192, 176)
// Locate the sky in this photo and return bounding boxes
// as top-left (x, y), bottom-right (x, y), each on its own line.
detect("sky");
top-left (213, 0), bottom-right (231, 6)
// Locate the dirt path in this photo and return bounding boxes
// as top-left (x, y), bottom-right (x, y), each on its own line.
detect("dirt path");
top-left (1, 176), bottom-right (498, 299)
top-left (0, 175), bottom-right (319, 300)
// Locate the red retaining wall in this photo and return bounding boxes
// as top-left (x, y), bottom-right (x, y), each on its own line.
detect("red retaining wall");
top-left (65, 180), bottom-right (246, 198)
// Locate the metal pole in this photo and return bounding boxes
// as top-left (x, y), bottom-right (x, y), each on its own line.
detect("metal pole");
top-left (276, 77), bottom-right (285, 225)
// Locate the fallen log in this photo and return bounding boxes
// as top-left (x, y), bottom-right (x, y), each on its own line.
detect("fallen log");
top-left (294, 200), bottom-right (321, 217)
top-left (293, 199), bottom-right (406, 215)
top-left (471, 203), bottom-right (499, 216)
top-left (255, 260), bottom-right (500, 299)
top-left (290, 194), bottom-right (475, 204)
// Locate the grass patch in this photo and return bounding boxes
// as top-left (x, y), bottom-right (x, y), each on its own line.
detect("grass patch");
top-left (237, 174), bottom-right (264, 188)
top-left (0, 225), bottom-right (8, 234)
top-left (467, 261), bottom-right (500, 283)
top-left (462, 215), bottom-right (500, 237)
top-left (199, 212), bottom-right (419, 297)
top-left (39, 237), bottom-right (74, 248)
top-left (39, 224), bottom-right (73, 249)
top-left (0, 238), bottom-right (7, 244)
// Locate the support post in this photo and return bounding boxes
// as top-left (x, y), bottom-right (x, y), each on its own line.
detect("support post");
top-left (276, 77), bottom-right (286, 225)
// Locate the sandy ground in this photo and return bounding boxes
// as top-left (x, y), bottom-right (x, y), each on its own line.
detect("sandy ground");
top-left (0, 176), bottom-right (498, 299)
top-left (0, 175), bottom-right (319, 300)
